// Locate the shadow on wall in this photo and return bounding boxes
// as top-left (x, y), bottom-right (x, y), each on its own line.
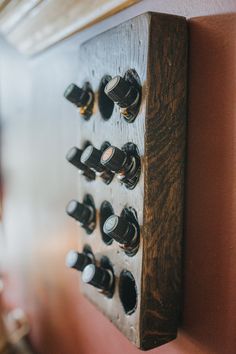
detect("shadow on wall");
top-left (182, 13), bottom-right (236, 354)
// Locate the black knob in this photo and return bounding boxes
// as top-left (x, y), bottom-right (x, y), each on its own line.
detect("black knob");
top-left (66, 200), bottom-right (93, 225)
top-left (64, 83), bottom-right (90, 107)
top-left (66, 250), bottom-right (92, 271)
top-left (66, 146), bottom-right (85, 169)
top-left (104, 76), bottom-right (138, 108)
top-left (82, 264), bottom-right (113, 292)
top-left (66, 147), bottom-right (95, 180)
top-left (101, 146), bottom-right (127, 172)
top-left (80, 145), bottom-right (104, 173)
top-left (103, 215), bottom-right (137, 245)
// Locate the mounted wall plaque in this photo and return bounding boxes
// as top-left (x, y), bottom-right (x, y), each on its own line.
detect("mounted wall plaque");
top-left (65, 12), bottom-right (188, 350)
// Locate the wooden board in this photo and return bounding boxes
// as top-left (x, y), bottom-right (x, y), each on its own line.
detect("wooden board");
top-left (71, 12), bottom-right (188, 350)
top-left (0, 0), bottom-right (139, 55)
top-left (1, 9), bottom-right (236, 354)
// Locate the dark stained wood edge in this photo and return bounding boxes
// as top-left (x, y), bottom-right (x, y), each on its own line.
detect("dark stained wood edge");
top-left (140, 12), bottom-right (188, 350)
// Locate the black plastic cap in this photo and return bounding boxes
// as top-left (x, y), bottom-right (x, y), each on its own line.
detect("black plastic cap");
top-left (101, 146), bottom-right (127, 172)
top-left (82, 264), bottom-right (112, 291)
top-left (105, 76), bottom-right (130, 101)
top-left (66, 250), bottom-right (91, 271)
top-left (64, 83), bottom-right (90, 107)
top-left (103, 215), bottom-right (136, 245)
top-left (66, 200), bottom-right (92, 225)
top-left (80, 145), bottom-right (104, 173)
top-left (66, 147), bottom-right (84, 169)
top-left (66, 147), bottom-right (96, 180)
top-left (104, 76), bottom-right (138, 108)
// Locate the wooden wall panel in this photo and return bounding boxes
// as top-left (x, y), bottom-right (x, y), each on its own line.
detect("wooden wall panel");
top-left (0, 2), bottom-right (236, 354)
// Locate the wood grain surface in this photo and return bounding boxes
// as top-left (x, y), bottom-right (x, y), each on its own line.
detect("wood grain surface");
top-left (75, 13), bottom-right (187, 349)
top-left (141, 15), bottom-right (187, 349)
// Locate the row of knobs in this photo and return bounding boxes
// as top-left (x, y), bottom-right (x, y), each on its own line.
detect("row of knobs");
top-left (66, 199), bottom-right (139, 249)
top-left (66, 250), bottom-right (114, 296)
top-left (65, 72), bottom-right (141, 293)
top-left (64, 74), bottom-right (140, 121)
top-left (66, 201), bottom-right (138, 293)
top-left (66, 143), bottom-right (140, 188)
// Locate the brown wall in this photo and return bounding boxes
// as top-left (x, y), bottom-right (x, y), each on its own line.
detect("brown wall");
top-left (0, 1), bottom-right (236, 354)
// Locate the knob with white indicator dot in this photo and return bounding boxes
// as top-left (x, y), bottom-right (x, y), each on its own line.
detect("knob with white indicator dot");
top-left (66, 200), bottom-right (94, 226)
top-left (66, 146), bottom-right (95, 180)
top-left (103, 214), bottom-right (137, 246)
top-left (82, 264), bottom-right (113, 293)
top-left (101, 145), bottom-right (127, 172)
top-left (66, 250), bottom-right (92, 272)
